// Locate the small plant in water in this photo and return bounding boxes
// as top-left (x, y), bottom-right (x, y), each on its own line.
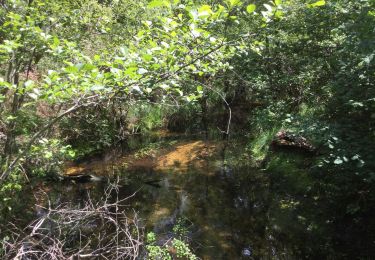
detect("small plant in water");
top-left (146, 244), bottom-right (172, 260)
top-left (145, 231), bottom-right (197, 260)
top-left (172, 238), bottom-right (197, 260)
top-left (173, 217), bottom-right (189, 237)
top-left (145, 232), bottom-right (171, 260)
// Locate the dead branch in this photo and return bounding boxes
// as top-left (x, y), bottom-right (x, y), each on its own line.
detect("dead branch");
top-left (2, 181), bottom-right (143, 260)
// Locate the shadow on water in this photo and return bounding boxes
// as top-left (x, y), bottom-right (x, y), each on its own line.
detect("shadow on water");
top-left (8, 134), bottom-right (374, 259)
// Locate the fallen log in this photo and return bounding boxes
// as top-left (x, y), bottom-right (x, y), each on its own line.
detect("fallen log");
top-left (62, 173), bottom-right (104, 183)
top-left (271, 130), bottom-right (317, 155)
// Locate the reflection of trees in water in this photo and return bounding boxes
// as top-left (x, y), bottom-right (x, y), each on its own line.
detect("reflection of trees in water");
top-left (19, 146), bottom-right (374, 259)
top-left (147, 160), bottom-right (277, 258)
top-left (265, 161), bottom-right (375, 259)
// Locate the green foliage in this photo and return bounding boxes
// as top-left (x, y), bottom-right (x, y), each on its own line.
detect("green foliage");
top-left (29, 138), bottom-right (75, 177)
top-left (172, 217), bottom-right (189, 237)
top-left (146, 232), bottom-right (157, 244)
top-left (0, 0), bottom-right (374, 257)
top-left (146, 218), bottom-right (196, 259)
top-left (127, 103), bottom-right (168, 133)
top-left (146, 244), bottom-right (172, 260)
top-left (172, 239), bottom-right (197, 260)
top-left (246, 4), bottom-right (256, 14)
top-left (167, 104), bottom-right (202, 133)
top-left (248, 127), bottom-right (278, 162)
top-left (308, 0), bottom-right (326, 8)
top-left (0, 0), bottom-right (244, 177)
top-left (145, 231), bottom-right (197, 260)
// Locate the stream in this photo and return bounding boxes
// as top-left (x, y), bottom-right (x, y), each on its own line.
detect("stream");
top-left (21, 134), bottom-right (363, 259)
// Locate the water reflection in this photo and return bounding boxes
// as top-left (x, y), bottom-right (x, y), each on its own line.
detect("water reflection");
top-left (28, 145), bottom-right (285, 258)
top-left (7, 137), bottom-right (373, 259)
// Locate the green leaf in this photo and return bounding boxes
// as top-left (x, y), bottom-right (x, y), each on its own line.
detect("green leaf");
top-left (356, 160), bottom-right (365, 168)
top-left (263, 4), bottom-right (273, 12)
top-left (24, 80), bottom-right (34, 89)
top-left (28, 93), bottom-right (38, 100)
top-left (68, 150), bottom-right (76, 158)
top-left (65, 66), bottom-right (79, 74)
top-left (274, 0), bottom-right (282, 6)
top-left (228, 0), bottom-right (242, 7)
top-left (275, 10), bottom-right (283, 18)
top-left (334, 158), bottom-right (343, 165)
top-left (186, 95), bottom-right (195, 102)
top-left (246, 4), bottom-right (256, 13)
top-left (310, 0), bottom-right (325, 7)
top-left (6, 115), bottom-right (17, 121)
top-left (82, 64), bottom-right (96, 71)
top-left (91, 85), bottom-right (105, 91)
top-left (175, 88), bottom-right (183, 96)
top-left (138, 68), bottom-right (148, 75)
top-left (142, 54), bottom-right (153, 62)
top-left (160, 84), bottom-right (170, 90)
top-left (53, 37), bottom-right (60, 46)
top-left (44, 151), bottom-right (53, 159)
top-left (148, 0), bottom-right (169, 8)
top-left (124, 67), bottom-right (137, 76)
top-left (198, 5), bottom-right (212, 17)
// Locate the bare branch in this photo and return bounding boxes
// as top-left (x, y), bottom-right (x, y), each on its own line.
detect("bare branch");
top-left (2, 182), bottom-right (143, 260)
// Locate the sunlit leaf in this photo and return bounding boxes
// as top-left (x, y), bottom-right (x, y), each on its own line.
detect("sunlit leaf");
top-left (228, 0), bottom-right (242, 7)
top-left (64, 66), bottom-right (78, 74)
top-left (198, 5), bottom-right (212, 17)
top-left (334, 158), bottom-right (343, 165)
top-left (309, 0), bottom-right (325, 7)
top-left (138, 68), bottom-right (148, 75)
top-left (148, 0), bottom-right (169, 8)
top-left (263, 4), bottom-right (273, 12)
top-left (91, 85), bottom-right (105, 91)
top-left (246, 4), bottom-right (256, 13)
top-left (28, 93), bottom-right (38, 100)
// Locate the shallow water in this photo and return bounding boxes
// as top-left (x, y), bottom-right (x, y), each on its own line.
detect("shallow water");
top-left (19, 135), bottom-right (374, 259)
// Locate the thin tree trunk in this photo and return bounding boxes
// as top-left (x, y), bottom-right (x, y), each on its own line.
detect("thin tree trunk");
top-left (3, 70), bottom-right (20, 158)
top-left (0, 103), bottom-right (82, 184)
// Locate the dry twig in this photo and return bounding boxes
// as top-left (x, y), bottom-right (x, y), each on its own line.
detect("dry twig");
top-left (2, 182), bottom-right (143, 260)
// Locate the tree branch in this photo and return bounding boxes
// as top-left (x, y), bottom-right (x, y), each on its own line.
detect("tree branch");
top-left (0, 101), bottom-right (85, 184)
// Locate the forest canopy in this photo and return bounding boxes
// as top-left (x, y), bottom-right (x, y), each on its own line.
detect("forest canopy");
top-left (0, 0), bottom-right (374, 258)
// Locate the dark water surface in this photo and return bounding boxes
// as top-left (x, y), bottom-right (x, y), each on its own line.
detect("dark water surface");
top-left (21, 135), bottom-right (374, 259)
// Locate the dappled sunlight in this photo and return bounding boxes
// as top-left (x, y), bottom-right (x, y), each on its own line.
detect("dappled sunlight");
top-left (64, 165), bottom-right (86, 176)
top-left (155, 141), bottom-right (217, 171)
top-left (64, 139), bottom-right (219, 176)
top-left (149, 206), bottom-right (171, 224)
top-left (1, 0), bottom-right (373, 258)
top-left (64, 161), bottom-right (114, 176)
